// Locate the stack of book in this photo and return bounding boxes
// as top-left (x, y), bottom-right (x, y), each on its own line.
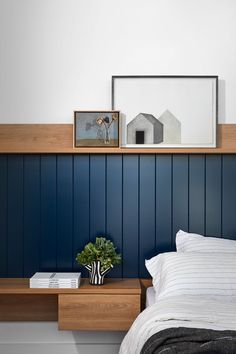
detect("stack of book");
top-left (30, 272), bottom-right (81, 288)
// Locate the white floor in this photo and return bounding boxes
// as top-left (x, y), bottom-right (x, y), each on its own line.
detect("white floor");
top-left (0, 322), bottom-right (125, 354)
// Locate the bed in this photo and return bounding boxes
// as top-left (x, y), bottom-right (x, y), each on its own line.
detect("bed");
top-left (119, 230), bottom-right (236, 354)
top-left (145, 287), bottom-right (155, 308)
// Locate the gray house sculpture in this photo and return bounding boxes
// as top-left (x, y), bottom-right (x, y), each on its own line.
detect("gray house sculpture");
top-left (158, 109), bottom-right (181, 144)
top-left (127, 113), bottom-right (163, 144)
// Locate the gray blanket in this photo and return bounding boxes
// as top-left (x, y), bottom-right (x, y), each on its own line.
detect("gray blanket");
top-left (141, 327), bottom-right (236, 354)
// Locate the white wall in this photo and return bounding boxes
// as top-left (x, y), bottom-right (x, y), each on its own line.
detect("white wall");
top-left (0, 0), bottom-right (236, 124)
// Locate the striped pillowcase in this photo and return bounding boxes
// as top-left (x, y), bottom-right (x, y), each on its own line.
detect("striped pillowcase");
top-left (176, 230), bottom-right (236, 253)
top-left (145, 252), bottom-right (236, 300)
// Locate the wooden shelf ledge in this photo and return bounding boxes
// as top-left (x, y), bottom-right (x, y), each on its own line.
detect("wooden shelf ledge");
top-left (0, 278), bottom-right (141, 294)
top-left (0, 124), bottom-right (236, 153)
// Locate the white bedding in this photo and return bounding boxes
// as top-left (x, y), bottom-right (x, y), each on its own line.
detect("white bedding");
top-left (145, 287), bottom-right (155, 307)
top-left (119, 295), bottom-right (236, 354)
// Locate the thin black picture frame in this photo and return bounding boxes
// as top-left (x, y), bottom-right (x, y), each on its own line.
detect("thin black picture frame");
top-left (112, 75), bottom-right (218, 148)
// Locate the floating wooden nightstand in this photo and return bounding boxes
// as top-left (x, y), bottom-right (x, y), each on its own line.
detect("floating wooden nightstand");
top-left (0, 278), bottom-right (141, 331)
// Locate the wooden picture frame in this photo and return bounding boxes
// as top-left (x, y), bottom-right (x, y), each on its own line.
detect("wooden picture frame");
top-left (74, 110), bottom-right (120, 148)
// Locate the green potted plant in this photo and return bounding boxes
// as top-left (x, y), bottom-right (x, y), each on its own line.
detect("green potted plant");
top-left (76, 237), bottom-right (122, 285)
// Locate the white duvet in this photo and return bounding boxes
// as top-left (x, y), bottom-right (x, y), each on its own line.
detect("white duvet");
top-left (119, 295), bottom-right (236, 354)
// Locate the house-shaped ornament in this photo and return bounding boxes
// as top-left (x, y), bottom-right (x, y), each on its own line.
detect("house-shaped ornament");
top-left (127, 113), bottom-right (163, 144)
top-left (158, 109), bottom-right (181, 144)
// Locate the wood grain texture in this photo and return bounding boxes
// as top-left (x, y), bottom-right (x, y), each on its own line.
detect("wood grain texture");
top-left (0, 278), bottom-right (141, 328)
top-left (0, 124), bottom-right (236, 153)
top-left (0, 278), bottom-right (141, 294)
top-left (58, 294), bottom-right (140, 331)
top-left (0, 294), bottom-right (57, 321)
top-left (0, 124), bottom-right (73, 153)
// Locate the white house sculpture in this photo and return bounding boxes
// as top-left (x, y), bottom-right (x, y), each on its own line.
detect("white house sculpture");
top-left (127, 113), bottom-right (163, 144)
top-left (158, 109), bottom-right (181, 144)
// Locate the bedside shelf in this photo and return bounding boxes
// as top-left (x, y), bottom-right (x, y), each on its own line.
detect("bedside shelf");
top-left (0, 278), bottom-right (141, 331)
top-left (0, 278), bottom-right (140, 294)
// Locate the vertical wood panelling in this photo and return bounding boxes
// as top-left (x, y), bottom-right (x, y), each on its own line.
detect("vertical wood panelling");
top-left (57, 156), bottom-right (73, 270)
top-left (123, 156), bottom-right (139, 277)
top-left (40, 156), bottom-right (57, 270)
top-left (90, 155), bottom-right (106, 240)
top-left (222, 155), bottom-right (236, 239)
top-left (106, 155), bottom-right (123, 277)
top-left (0, 156), bottom-right (7, 276)
top-left (73, 155), bottom-right (90, 274)
top-left (1, 153), bottom-right (236, 278)
top-left (7, 155), bottom-right (24, 277)
top-left (206, 155), bottom-right (222, 237)
top-left (172, 155), bottom-right (189, 243)
top-left (139, 155), bottom-right (156, 278)
top-left (156, 155), bottom-right (172, 253)
top-left (23, 155), bottom-right (40, 277)
top-left (189, 155), bottom-right (205, 235)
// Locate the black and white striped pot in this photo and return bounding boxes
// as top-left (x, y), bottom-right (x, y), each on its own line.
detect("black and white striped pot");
top-left (85, 261), bottom-right (112, 285)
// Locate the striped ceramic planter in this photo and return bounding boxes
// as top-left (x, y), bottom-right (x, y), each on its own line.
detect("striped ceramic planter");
top-left (85, 261), bottom-right (112, 285)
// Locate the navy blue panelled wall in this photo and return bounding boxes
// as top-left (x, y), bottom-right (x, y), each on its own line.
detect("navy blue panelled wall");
top-left (0, 154), bottom-right (236, 278)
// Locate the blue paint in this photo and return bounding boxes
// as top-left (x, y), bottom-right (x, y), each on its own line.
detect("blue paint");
top-left (57, 155), bottom-right (73, 270)
top-left (0, 156), bottom-right (7, 277)
top-left (7, 155), bottom-right (24, 277)
top-left (189, 155), bottom-right (205, 235)
top-left (0, 154), bottom-right (236, 278)
top-left (40, 155), bottom-right (57, 271)
top-left (106, 155), bottom-right (123, 277)
top-left (205, 155), bottom-right (222, 237)
top-left (172, 155), bottom-right (189, 242)
top-left (89, 155), bottom-right (106, 239)
top-left (156, 155), bottom-right (173, 253)
top-left (222, 155), bottom-right (236, 239)
top-left (122, 155), bottom-right (139, 277)
top-left (73, 155), bottom-right (90, 275)
top-left (139, 155), bottom-right (156, 277)
top-left (24, 155), bottom-right (40, 276)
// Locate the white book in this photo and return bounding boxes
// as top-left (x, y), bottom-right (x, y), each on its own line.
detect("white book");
top-left (30, 284), bottom-right (79, 289)
top-left (30, 272), bottom-right (81, 288)
top-left (31, 272), bottom-right (81, 281)
top-left (30, 272), bottom-right (55, 280)
top-left (30, 281), bottom-right (79, 286)
top-left (30, 284), bottom-right (80, 289)
top-left (49, 279), bottom-right (79, 283)
top-left (53, 273), bottom-right (81, 280)
top-left (49, 284), bottom-right (78, 288)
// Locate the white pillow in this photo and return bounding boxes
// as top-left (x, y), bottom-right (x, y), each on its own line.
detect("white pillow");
top-left (145, 251), bottom-right (236, 300)
top-left (176, 230), bottom-right (236, 253)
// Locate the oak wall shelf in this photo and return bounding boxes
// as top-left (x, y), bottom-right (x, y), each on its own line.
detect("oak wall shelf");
top-left (0, 278), bottom-right (141, 331)
top-left (0, 124), bottom-right (236, 153)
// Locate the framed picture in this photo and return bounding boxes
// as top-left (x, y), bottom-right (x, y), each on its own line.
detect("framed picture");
top-left (74, 111), bottom-right (120, 148)
top-left (112, 76), bottom-right (218, 148)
